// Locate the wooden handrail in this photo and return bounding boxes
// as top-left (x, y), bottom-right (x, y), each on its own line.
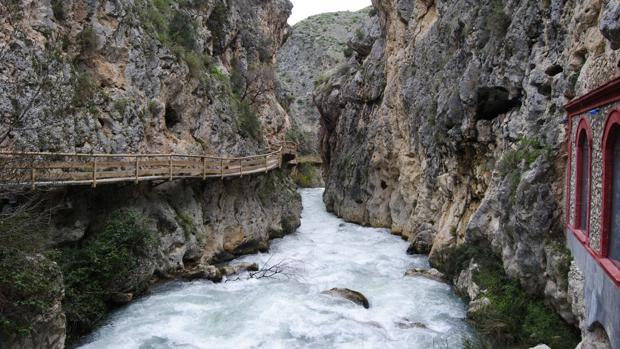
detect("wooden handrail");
top-left (0, 143), bottom-right (298, 189)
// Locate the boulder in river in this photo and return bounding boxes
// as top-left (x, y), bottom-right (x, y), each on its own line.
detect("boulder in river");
top-left (404, 268), bottom-right (448, 283)
top-left (182, 264), bottom-right (223, 283)
top-left (322, 288), bottom-right (370, 309)
top-left (109, 292), bottom-right (134, 305)
top-left (219, 262), bottom-right (260, 277)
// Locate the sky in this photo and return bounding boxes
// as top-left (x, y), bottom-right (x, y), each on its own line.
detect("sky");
top-left (288, 0), bottom-right (372, 25)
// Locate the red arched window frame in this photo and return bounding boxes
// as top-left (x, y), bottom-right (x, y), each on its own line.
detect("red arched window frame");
top-left (573, 118), bottom-right (592, 242)
top-left (600, 109), bottom-right (620, 282)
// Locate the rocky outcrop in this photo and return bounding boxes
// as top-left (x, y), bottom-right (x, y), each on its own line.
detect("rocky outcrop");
top-left (322, 288), bottom-right (370, 309)
top-left (54, 173), bottom-right (301, 276)
top-left (404, 267), bottom-right (447, 283)
top-left (0, 0), bottom-right (295, 154)
top-left (315, 0), bottom-right (619, 345)
top-left (0, 0), bottom-right (301, 347)
top-left (277, 8), bottom-right (374, 155)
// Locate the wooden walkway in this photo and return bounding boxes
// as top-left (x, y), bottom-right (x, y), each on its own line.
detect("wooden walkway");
top-left (0, 142), bottom-right (297, 189)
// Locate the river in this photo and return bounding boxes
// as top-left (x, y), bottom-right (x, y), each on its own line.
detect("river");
top-left (78, 188), bottom-right (474, 349)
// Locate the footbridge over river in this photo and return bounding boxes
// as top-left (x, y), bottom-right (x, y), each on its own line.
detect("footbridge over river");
top-left (0, 142), bottom-right (298, 189)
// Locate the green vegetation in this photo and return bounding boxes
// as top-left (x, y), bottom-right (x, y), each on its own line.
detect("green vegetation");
top-left (498, 137), bottom-right (552, 176)
top-left (208, 2), bottom-right (228, 55)
top-left (113, 98), bottom-right (131, 114)
top-left (436, 242), bottom-right (580, 349)
top-left (291, 163), bottom-right (320, 188)
top-left (485, 0), bottom-right (511, 38)
top-left (257, 37), bottom-right (273, 62)
top-left (497, 137), bottom-right (552, 202)
top-left (78, 24), bottom-right (99, 53)
top-left (235, 97), bottom-right (262, 140)
top-left (169, 11), bottom-right (196, 50)
top-left (56, 210), bottom-right (155, 338)
top-left (355, 28), bottom-right (364, 40)
top-left (0, 211), bottom-right (50, 253)
top-left (72, 71), bottom-right (98, 108)
top-left (5, 0), bottom-right (23, 20)
top-left (137, 0), bottom-right (213, 80)
top-left (450, 226), bottom-right (458, 239)
top-left (51, 0), bottom-right (65, 21)
top-left (314, 74), bottom-right (329, 87)
top-left (343, 46), bottom-right (354, 58)
top-left (0, 250), bottom-right (61, 338)
top-left (285, 127), bottom-right (304, 143)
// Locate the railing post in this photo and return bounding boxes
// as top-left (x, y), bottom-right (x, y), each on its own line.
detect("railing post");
top-left (31, 166), bottom-right (36, 190)
top-left (220, 158), bottom-right (224, 179)
top-left (239, 158), bottom-right (243, 177)
top-left (264, 155), bottom-right (268, 172)
top-left (92, 157), bottom-right (97, 188)
top-left (203, 157), bottom-right (207, 180)
top-left (169, 154), bottom-right (173, 181)
top-left (135, 157), bottom-right (139, 184)
top-left (278, 149), bottom-right (282, 168)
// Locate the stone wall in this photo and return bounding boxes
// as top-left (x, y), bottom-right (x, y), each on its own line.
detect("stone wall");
top-left (568, 101), bottom-right (620, 252)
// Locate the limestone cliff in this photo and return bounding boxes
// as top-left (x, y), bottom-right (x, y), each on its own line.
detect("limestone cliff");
top-left (277, 8), bottom-right (373, 155)
top-left (0, 0), bottom-right (301, 347)
top-left (315, 0), bottom-right (619, 346)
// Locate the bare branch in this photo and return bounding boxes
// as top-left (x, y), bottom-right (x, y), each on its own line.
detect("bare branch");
top-left (225, 256), bottom-right (296, 282)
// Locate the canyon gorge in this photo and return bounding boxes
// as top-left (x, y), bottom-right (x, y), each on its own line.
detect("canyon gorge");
top-left (1, 0), bottom-right (619, 348)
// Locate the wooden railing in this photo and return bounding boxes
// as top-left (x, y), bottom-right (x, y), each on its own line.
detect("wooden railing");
top-left (0, 142), bottom-right (297, 189)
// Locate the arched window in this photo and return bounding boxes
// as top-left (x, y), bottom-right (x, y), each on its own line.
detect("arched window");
top-left (575, 120), bottom-right (592, 234)
top-left (602, 111), bottom-right (620, 267)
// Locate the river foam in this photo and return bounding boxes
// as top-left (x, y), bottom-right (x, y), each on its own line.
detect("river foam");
top-left (78, 188), bottom-right (473, 349)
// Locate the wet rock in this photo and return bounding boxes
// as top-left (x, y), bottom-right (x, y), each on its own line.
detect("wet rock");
top-left (455, 260), bottom-right (481, 300)
top-left (404, 268), bottom-right (447, 283)
top-left (322, 288), bottom-right (370, 309)
top-left (212, 251), bottom-right (236, 264)
top-left (109, 292), bottom-right (133, 305)
top-left (183, 265), bottom-right (223, 283)
top-left (467, 297), bottom-right (491, 318)
top-left (406, 230), bottom-right (433, 255)
top-left (396, 318), bottom-right (428, 329)
top-left (230, 239), bottom-right (270, 256)
top-left (219, 262), bottom-right (260, 277)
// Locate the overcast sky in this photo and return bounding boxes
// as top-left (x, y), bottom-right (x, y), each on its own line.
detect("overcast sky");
top-left (288, 0), bottom-right (372, 25)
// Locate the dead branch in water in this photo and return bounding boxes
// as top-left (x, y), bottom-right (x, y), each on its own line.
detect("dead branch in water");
top-left (226, 256), bottom-right (295, 282)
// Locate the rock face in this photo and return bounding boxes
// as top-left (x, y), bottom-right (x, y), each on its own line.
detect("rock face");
top-left (1, 0), bottom-right (293, 155)
top-left (0, 0), bottom-right (301, 347)
top-left (322, 288), bottom-right (370, 309)
top-left (315, 0), bottom-right (619, 343)
top-left (277, 9), bottom-right (373, 155)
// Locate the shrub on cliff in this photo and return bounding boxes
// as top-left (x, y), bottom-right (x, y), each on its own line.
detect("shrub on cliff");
top-left (485, 0), bottom-right (511, 38)
top-left (439, 242), bottom-right (580, 348)
top-left (291, 163), bottom-right (320, 188)
top-left (56, 210), bottom-right (156, 338)
top-left (235, 98), bottom-right (262, 141)
top-left (0, 250), bottom-right (63, 338)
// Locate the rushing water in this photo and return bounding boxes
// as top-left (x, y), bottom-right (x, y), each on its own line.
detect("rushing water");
top-left (79, 188), bottom-right (473, 349)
